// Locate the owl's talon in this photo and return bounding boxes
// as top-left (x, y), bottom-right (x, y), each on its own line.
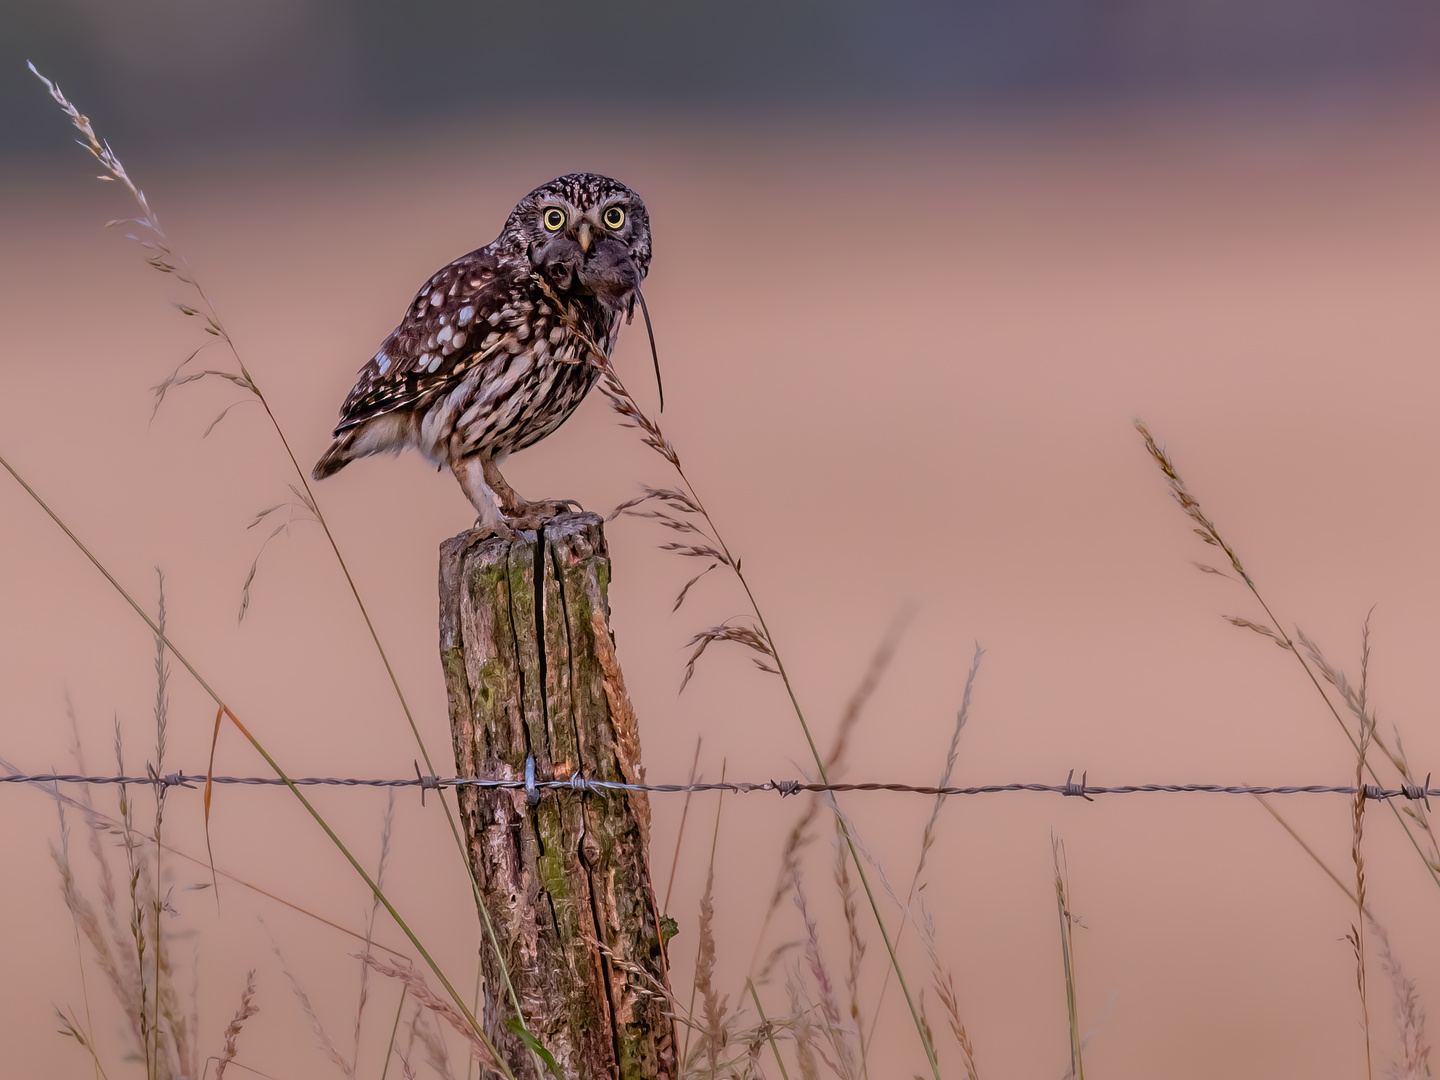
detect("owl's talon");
top-left (472, 518), bottom-right (518, 543)
top-left (501, 500), bottom-right (581, 530)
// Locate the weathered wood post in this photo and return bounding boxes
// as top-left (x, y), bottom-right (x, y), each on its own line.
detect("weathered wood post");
top-left (438, 512), bottom-right (676, 1079)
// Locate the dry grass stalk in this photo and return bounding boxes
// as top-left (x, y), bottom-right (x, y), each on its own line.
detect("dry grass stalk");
top-left (1349, 711), bottom-right (1375, 1080)
top-left (50, 800), bottom-right (108, 1080)
top-left (917, 900), bottom-right (979, 1080)
top-left (681, 621), bottom-right (777, 690)
top-left (687, 770), bottom-right (730, 1076)
top-left (64, 698), bottom-right (139, 1005)
top-left (569, 301), bottom-right (938, 1075)
top-left (55, 1004), bottom-right (111, 1080)
top-left (1053, 838), bottom-right (1084, 1080)
top-left (866, 644), bottom-right (983, 1048)
top-left (27, 68), bottom-right (534, 1050)
top-left (831, 823), bottom-right (867, 1078)
top-left (1134, 421), bottom-right (1440, 892)
top-left (212, 970), bottom-right (260, 1080)
top-left (1298, 625), bottom-right (1440, 877)
top-left (793, 878), bottom-right (861, 1080)
top-left (353, 792), bottom-right (397, 1073)
top-left (664, 736), bottom-right (704, 914)
top-left (268, 926), bottom-right (357, 1078)
top-left (1369, 919), bottom-right (1431, 1080)
top-left (14, 750), bottom-right (411, 961)
top-left (50, 720), bottom-right (195, 1080)
top-left (786, 974), bottom-right (825, 1080)
top-left (149, 570), bottom-right (178, 1080)
top-left (1248, 794), bottom-right (1432, 1080)
top-left (747, 978), bottom-right (791, 1080)
top-left (357, 956), bottom-right (500, 1073)
top-left (380, 990), bottom-right (409, 1080)
top-left (747, 618), bottom-right (910, 981)
top-left (410, 1006), bottom-right (458, 1080)
top-left (114, 725), bottom-right (155, 1078)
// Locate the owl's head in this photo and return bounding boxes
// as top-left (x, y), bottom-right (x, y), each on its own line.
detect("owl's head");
top-left (499, 173), bottom-right (651, 312)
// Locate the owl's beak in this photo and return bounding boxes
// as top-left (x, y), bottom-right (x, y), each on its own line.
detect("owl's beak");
top-left (575, 222), bottom-right (594, 253)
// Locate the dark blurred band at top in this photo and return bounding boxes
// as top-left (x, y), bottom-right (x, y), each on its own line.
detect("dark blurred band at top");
top-left (5, 0), bottom-right (1440, 157)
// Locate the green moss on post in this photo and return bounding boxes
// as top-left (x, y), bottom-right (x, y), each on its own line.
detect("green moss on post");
top-left (439, 513), bottom-right (675, 1079)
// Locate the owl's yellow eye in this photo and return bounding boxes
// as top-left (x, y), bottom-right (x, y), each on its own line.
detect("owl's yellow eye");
top-left (602, 205), bottom-right (625, 230)
top-left (542, 208), bottom-right (566, 232)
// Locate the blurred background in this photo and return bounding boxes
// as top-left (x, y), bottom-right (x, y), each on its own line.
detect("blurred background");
top-left (4, 1), bottom-right (1440, 1076)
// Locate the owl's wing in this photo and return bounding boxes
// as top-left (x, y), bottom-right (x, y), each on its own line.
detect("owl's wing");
top-left (332, 247), bottom-right (524, 433)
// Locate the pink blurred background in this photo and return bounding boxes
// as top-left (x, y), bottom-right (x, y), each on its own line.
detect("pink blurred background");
top-left (4, 15), bottom-right (1440, 1074)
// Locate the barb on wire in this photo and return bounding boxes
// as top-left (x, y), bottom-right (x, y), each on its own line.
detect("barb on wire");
top-left (2, 770), bottom-right (1435, 803)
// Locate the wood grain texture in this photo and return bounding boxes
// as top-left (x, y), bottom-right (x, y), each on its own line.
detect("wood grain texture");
top-left (439, 512), bottom-right (675, 1079)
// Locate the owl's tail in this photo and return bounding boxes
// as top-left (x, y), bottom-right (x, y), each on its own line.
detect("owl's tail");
top-left (311, 434), bottom-right (356, 480)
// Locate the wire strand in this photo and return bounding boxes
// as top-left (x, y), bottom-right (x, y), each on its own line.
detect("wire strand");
top-left (3, 767), bottom-right (1433, 806)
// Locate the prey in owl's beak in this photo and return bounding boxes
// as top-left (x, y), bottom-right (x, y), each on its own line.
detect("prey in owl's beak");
top-left (528, 216), bottom-right (662, 409)
top-left (532, 228), bottom-right (640, 311)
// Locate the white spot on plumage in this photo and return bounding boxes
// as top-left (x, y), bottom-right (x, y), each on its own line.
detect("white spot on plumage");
top-left (430, 292), bottom-right (443, 307)
top-left (451, 331), bottom-right (467, 350)
top-left (488, 311), bottom-right (502, 326)
top-left (458, 306), bottom-right (475, 326)
top-left (437, 325), bottom-right (453, 344)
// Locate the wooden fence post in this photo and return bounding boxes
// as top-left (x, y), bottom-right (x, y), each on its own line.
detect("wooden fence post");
top-left (438, 511), bottom-right (677, 1079)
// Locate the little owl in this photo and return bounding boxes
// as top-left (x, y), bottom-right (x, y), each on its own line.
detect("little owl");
top-left (313, 173), bottom-right (652, 535)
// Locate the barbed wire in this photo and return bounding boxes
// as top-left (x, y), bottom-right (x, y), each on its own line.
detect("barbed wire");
top-left (1, 763), bottom-right (1433, 807)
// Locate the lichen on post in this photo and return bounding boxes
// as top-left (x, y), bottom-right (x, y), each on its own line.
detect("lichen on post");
top-left (439, 512), bottom-right (675, 1079)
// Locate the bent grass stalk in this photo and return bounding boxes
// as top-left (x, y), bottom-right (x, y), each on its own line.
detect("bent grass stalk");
top-left (865, 643), bottom-right (982, 1051)
top-left (0, 450), bottom-right (515, 1079)
top-left (16, 758), bottom-right (412, 958)
top-left (544, 285), bottom-right (941, 1076)
top-left (28, 62), bottom-right (540, 1061)
top-left (1134, 420), bottom-right (1440, 894)
top-left (52, 800), bottom-right (109, 1080)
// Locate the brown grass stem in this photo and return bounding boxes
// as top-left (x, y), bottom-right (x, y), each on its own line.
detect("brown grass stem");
top-left (1251, 793), bottom-right (1359, 908)
top-left (0, 450), bottom-right (514, 1078)
top-left (686, 761), bottom-right (727, 1071)
top-left (1134, 420), bottom-right (1440, 893)
top-left (20, 761), bottom-right (412, 958)
top-left (665, 736), bottom-right (703, 915)
top-left (379, 986), bottom-right (408, 1080)
top-left (1053, 837), bottom-right (1084, 1080)
top-left (866, 643), bottom-right (982, 1048)
top-left (746, 978), bottom-right (791, 1080)
top-left (26, 63), bottom-right (536, 1055)
top-left (52, 801), bottom-right (108, 1080)
top-left (745, 613), bottom-right (910, 988)
top-left (1352, 715), bottom-right (1375, 1080)
top-left (594, 353), bottom-right (941, 1079)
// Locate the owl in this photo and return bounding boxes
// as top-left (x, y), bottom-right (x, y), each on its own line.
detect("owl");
top-left (313, 173), bottom-right (652, 535)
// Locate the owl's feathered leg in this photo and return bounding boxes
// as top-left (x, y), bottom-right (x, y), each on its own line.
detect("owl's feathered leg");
top-left (451, 456), bottom-right (516, 539)
top-left (481, 456), bottom-right (580, 529)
